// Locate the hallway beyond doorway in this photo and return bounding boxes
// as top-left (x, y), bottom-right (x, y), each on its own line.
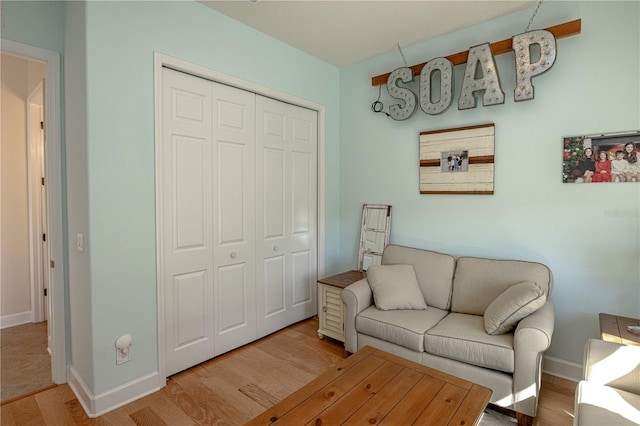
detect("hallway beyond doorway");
top-left (0, 321), bottom-right (52, 402)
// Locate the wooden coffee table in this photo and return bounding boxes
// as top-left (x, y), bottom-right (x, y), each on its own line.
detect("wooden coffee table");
top-left (599, 313), bottom-right (640, 346)
top-left (246, 345), bottom-right (492, 425)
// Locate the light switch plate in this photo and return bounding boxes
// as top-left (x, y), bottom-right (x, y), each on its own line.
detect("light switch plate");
top-left (76, 233), bottom-right (84, 252)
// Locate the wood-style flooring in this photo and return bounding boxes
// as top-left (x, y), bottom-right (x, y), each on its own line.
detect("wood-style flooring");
top-left (0, 318), bottom-right (577, 425)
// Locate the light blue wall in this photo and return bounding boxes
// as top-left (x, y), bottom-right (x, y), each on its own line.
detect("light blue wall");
top-left (339, 1), bottom-right (639, 364)
top-left (78, 1), bottom-right (340, 394)
top-left (1, 1), bottom-right (65, 53)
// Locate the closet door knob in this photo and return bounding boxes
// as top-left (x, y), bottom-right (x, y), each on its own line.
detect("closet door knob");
top-left (272, 245), bottom-right (279, 252)
top-left (230, 252), bottom-right (237, 259)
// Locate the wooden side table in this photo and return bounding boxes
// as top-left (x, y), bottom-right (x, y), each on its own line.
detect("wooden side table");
top-left (317, 270), bottom-right (366, 343)
top-left (599, 313), bottom-right (640, 346)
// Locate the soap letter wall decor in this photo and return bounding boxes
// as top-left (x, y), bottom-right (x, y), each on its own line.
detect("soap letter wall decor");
top-left (458, 43), bottom-right (505, 110)
top-left (387, 67), bottom-right (417, 121)
top-left (513, 30), bottom-right (557, 101)
top-left (420, 57), bottom-right (454, 115)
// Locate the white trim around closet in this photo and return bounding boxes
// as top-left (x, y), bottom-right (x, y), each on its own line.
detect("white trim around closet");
top-left (153, 52), bottom-right (326, 382)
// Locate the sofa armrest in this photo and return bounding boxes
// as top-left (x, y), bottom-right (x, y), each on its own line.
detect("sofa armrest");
top-left (341, 279), bottom-right (374, 353)
top-left (514, 299), bottom-right (555, 352)
top-left (511, 299), bottom-right (555, 417)
top-left (583, 338), bottom-right (640, 395)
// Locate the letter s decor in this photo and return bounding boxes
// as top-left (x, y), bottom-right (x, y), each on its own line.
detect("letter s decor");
top-left (387, 67), bottom-right (417, 121)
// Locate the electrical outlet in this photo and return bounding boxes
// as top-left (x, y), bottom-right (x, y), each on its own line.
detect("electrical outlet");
top-left (115, 335), bottom-right (132, 364)
top-left (116, 346), bottom-right (131, 364)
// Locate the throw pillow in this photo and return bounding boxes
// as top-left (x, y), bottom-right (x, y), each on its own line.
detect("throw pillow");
top-left (367, 264), bottom-right (428, 310)
top-left (484, 281), bottom-right (546, 335)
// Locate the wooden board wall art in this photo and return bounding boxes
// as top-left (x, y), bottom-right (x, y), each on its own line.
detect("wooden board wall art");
top-left (562, 130), bottom-right (640, 183)
top-left (419, 124), bottom-right (495, 195)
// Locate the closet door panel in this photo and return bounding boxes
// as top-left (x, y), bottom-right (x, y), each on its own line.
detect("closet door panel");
top-left (291, 250), bottom-right (312, 306)
top-left (288, 106), bottom-right (318, 322)
top-left (174, 271), bottom-right (208, 346)
top-left (216, 263), bottom-right (252, 354)
top-left (263, 255), bottom-right (286, 318)
top-left (256, 98), bottom-right (290, 336)
top-left (217, 141), bottom-right (246, 244)
top-left (256, 96), bottom-right (317, 336)
top-left (211, 82), bottom-right (257, 355)
top-left (263, 148), bottom-right (286, 239)
top-left (174, 136), bottom-right (207, 249)
top-left (291, 151), bottom-right (311, 235)
top-left (162, 68), bottom-right (215, 376)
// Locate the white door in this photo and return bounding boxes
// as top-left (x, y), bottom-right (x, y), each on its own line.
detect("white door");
top-left (255, 96), bottom-right (317, 337)
top-left (162, 68), bottom-right (216, 375)
top-left (211, 83), bottom-right (257, 356)
top-left (161, 67), bottom-right (318, 375)
top-left (162, 68), bottom-right (258, 374)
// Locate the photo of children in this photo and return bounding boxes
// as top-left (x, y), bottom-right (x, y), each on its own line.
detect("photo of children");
top-left (562, 131), bottom-right (640, 183)
top-left (441, 150), bottom-right (469, 173)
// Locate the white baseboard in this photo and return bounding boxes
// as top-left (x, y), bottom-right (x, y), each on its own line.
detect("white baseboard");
top-left (542, 355), bottom-right (582, 382)
top-left (64, 354), bottom-right (579, 417)
top-left (67, 365), bottom-right (165, 418)
top-left (0, 311), bottom-right (33, 329)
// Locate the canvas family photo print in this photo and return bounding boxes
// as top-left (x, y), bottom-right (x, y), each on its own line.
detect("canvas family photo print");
top-left (562, 131), bottom-right (640, 183)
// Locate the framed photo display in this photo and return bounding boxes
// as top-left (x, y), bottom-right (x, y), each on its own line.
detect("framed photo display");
top-left (563, 130), bottom-right (640, 183)
top-left (419, 124), bottom-right (495, 194)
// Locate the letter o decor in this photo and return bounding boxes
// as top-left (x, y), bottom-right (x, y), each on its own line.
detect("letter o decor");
top-left (420, 57), bottom-right (454, 115)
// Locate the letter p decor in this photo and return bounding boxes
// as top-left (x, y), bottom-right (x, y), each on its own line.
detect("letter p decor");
top-left (513, 30), bottom-right (557, 101)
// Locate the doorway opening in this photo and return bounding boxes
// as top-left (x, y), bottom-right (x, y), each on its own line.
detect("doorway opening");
top-left (1, 39), bottom-right (66, 401)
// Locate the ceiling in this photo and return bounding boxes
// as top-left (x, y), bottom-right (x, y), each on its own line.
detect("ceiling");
top-left (200, 1), bottom-right (537, 67)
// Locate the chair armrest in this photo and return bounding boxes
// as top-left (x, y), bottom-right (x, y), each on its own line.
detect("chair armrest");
top-left (583, 338), bottom-right (640, 395)
top-left (341, 279), bottom-right (373, 353)
top-left (511, 299), bottom-right (555, 417)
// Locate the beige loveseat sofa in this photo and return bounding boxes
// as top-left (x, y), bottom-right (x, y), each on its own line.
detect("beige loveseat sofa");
top-left (574, 338), bottom-right (640, 425)
top-left (342, 245), bottom-right (555, 426)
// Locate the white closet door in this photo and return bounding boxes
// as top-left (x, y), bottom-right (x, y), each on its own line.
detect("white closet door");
top-left (162, 69), bottom-right (257, 374)
top-left (211, 82), bottom-right (257, 356)
top-left (161, 67), bottom-right (318, 375)
top-left (161, 68), bottom-right (215, 376)
top-left (255, 96), bottom-right (317, 337)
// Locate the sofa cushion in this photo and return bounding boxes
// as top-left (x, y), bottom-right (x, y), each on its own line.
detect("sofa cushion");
top-left (382, 245), bottom-right (456, 311)
top-left (367, 264), bottom-right (428, 311)
top-left (356, 306), bottom-right (449, 352)
top-left (425, 313), bottom-right (515, 373)
top-left (451, 257), bottom-right (552, 315)
top-left (484, 281), bottom-right (546, 335)
top-left (575, 381), bottom-right (640, 426)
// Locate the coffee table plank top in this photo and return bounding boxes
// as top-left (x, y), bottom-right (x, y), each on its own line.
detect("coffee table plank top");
top-left (341, 367), bottom-right (423, 425)
top-left (449, 384), bottom-right (497, 426)
top-left (599, 313), bottom-right (640, 346)
top-left (246, 346), bottom-right (492, 426)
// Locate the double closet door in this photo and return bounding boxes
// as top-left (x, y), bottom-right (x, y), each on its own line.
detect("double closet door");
top-left (161, 67), bottom-right (317, 376)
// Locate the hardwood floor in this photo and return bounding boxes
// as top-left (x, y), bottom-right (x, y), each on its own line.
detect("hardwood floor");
top-left (0, 318), bottom-right (577, 425)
